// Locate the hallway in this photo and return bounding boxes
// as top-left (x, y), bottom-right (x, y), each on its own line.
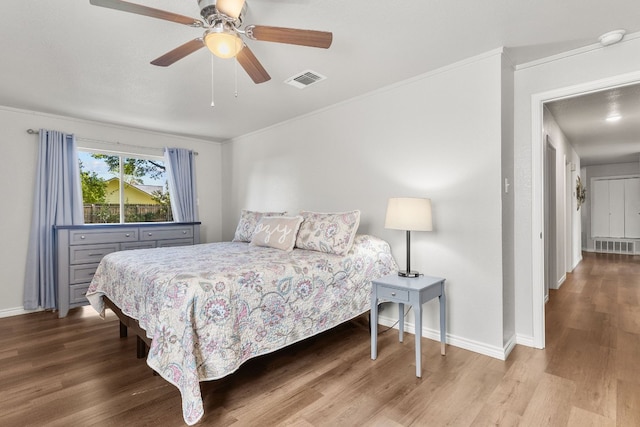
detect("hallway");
top-left (514, 251), bottom-right (640, 425)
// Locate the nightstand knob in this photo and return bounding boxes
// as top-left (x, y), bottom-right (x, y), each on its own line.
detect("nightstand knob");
top-left (148, 232), bottom-right (153, 236)
top-left (80, 235), bottom-right (85, 240)
top-left (125, 233), bottom-right (130, 237)
top-left (391, 292), bottom-right (396, 296)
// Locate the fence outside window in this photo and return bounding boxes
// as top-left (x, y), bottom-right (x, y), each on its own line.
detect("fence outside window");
top-left (84, 204), bottom-right (173, 223)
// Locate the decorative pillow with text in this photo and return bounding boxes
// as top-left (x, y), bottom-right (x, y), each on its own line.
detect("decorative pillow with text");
top-left (250, 216), bottom-right (304, 251)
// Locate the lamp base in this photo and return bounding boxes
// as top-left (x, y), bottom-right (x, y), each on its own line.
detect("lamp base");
top-left (398, 270), bottom-right (420, 278)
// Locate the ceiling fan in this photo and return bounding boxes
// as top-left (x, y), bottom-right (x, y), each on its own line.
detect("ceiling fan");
top-left (89, 0), bottom-right (333, 84)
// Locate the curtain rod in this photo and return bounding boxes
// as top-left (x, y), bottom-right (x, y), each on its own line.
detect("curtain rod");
top-left (26, 129), bottom-right (198, 155)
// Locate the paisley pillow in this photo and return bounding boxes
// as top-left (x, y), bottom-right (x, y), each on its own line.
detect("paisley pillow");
top-left (295, 210), bottom-right (361, 255)
top-left (232, 210), bottom-right (286, 242)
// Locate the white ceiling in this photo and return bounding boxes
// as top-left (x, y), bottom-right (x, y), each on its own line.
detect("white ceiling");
top-left (545, 83), bottom-right (640, 166)
top-left (2, 0), bottom-right (640, 146)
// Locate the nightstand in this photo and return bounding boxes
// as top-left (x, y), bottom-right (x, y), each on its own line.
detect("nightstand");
top-left (370, 274), bottom-right (446, 378)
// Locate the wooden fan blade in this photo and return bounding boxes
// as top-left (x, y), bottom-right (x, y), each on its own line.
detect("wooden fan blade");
top-left (151, 39), bottom-right (205, 67)
top-left (236, 46), bottom-right (271, 84)
top-left (248, 26), bottom-right (332, 49)
top-left (216, 0), bottom-right (246, 19)
top-left (89, 0), bottom-right (203, 27)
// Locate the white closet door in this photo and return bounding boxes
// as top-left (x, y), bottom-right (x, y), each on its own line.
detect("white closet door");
top-left (591, 179), bottom-right (610, 238)
top-left (609, 179), bottom-right (625, 238)
top-left (625, 178), bottom-right (640, 238)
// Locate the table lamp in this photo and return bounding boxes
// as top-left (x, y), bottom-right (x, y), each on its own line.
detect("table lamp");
top-left (384, 197), bottom-right (432, 277)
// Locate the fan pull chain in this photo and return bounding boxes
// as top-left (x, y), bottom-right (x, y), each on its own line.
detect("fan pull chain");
top-left (234, 58), bottom-right (239, 98)
top-left (210, 55), bottom-right (215, 107)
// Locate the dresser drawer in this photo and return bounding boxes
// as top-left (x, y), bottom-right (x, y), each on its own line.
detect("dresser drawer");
top-left (377, 285), bottom-right (409, 302)
top-left (157, 238), bottom-right (194, 248)
top-left (69, 263), bottom-right (100, 284)
top-left (140, 227), bottom-right (193, 241)
top-left (70, 284), bottom-right (90, 304)
top-left (69, 228), bottom-right (138, 245)
top-left (69, 243), bottom-right (119, 264)
top-left (121, 241), bottom-right (156, 250)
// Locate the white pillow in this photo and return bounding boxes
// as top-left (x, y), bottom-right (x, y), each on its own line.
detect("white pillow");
top-left (250, 216), bottom-right (304, 252)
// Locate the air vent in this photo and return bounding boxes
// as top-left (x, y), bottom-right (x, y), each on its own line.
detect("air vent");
top-left (285, 70), bottom-right (327, 89)
top-left (594, 239), bottom-right (635, 254)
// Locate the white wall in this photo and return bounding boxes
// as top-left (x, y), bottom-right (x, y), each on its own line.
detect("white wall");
top-left (501, 54), bottom-right (516, 349)
top-left (0, 107), bottom-right (223, 316)
top-left (582, 161), bottom-right (640, 250)
top-left (514, 35), bottom-right (640, 344)
top-left (543, 107), bottom-right (582, 284)
top-left (222, 51), bottom-right (510, 358)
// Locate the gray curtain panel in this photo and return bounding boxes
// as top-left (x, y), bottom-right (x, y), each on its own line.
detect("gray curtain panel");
top-left (24, 129), bottom-right (84, 310)
top-left (164, 147), bottom-right (198, 223)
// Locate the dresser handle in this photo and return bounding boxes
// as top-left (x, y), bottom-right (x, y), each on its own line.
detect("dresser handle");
top-left (182, 230), bottom-right (187, 234)
top-left (80, 235), bottom-right (85, 240)
top-left (125, 233), bottom-right (130, 237)
top-left (391, 292), bottom-right (396, 296)
top-left (148, 232), bottom-right (153, 236)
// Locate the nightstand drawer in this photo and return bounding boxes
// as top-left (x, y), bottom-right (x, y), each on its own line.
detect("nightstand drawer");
top-left (377, 285), bottom-right (409, 302)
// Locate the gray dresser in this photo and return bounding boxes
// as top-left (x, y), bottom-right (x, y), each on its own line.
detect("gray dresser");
top-left (55, 222), bottom-right (201, 318)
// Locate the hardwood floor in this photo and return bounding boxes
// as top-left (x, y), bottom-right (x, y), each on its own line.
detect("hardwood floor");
top-left (1, 251), bottom-right (639, 426)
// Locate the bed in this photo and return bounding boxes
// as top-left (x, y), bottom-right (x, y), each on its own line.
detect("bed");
top-left (86, 229), bottom-right (397, 425)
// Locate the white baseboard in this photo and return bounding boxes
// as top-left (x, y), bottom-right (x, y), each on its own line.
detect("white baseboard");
top-left (378, 313), bottom-right (511, 361)
top-left (503, 334), bottom-right (517, 359)
top-left (515, 333), bottom-right (535, 347)
top-left (0, 306), bottom-right (42, 318)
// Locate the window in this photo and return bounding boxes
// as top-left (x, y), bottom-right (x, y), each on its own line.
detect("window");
top-left (78, 150), bottom-right (172, 223)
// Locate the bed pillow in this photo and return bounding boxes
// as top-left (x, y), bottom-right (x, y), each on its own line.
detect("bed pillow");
top-left (233, 210), bottom-right (286, 242)
top-left (295, 210), bottom-right (361, 255)
top-left (249, 216), bottom-right (304, 251)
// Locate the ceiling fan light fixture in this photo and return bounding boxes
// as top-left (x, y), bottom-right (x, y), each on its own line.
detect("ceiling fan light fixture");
top-left (204, 24), bottom-right (244, 58)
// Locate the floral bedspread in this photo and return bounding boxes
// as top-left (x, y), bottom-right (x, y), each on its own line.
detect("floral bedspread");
top-left (86, 234), bottom-right (397, 425)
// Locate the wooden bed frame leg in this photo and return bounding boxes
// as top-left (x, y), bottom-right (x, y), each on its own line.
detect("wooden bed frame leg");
top-left (136, 336), bottom-right (147, 359)
top-left (119, 321), bottom-right (128, 338)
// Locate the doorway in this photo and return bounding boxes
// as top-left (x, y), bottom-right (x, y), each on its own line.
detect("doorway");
top-left (531, 71), bottom-right (640, 349)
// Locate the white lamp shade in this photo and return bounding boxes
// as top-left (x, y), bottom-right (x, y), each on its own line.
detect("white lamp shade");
top-left (216, 0), bottom-right (246, 19)
top-left (385, 197), bottom-right (432, 231)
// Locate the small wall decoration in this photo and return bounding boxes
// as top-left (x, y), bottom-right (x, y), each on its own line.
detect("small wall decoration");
top-left (576, 176), bottom-right (586, 210)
